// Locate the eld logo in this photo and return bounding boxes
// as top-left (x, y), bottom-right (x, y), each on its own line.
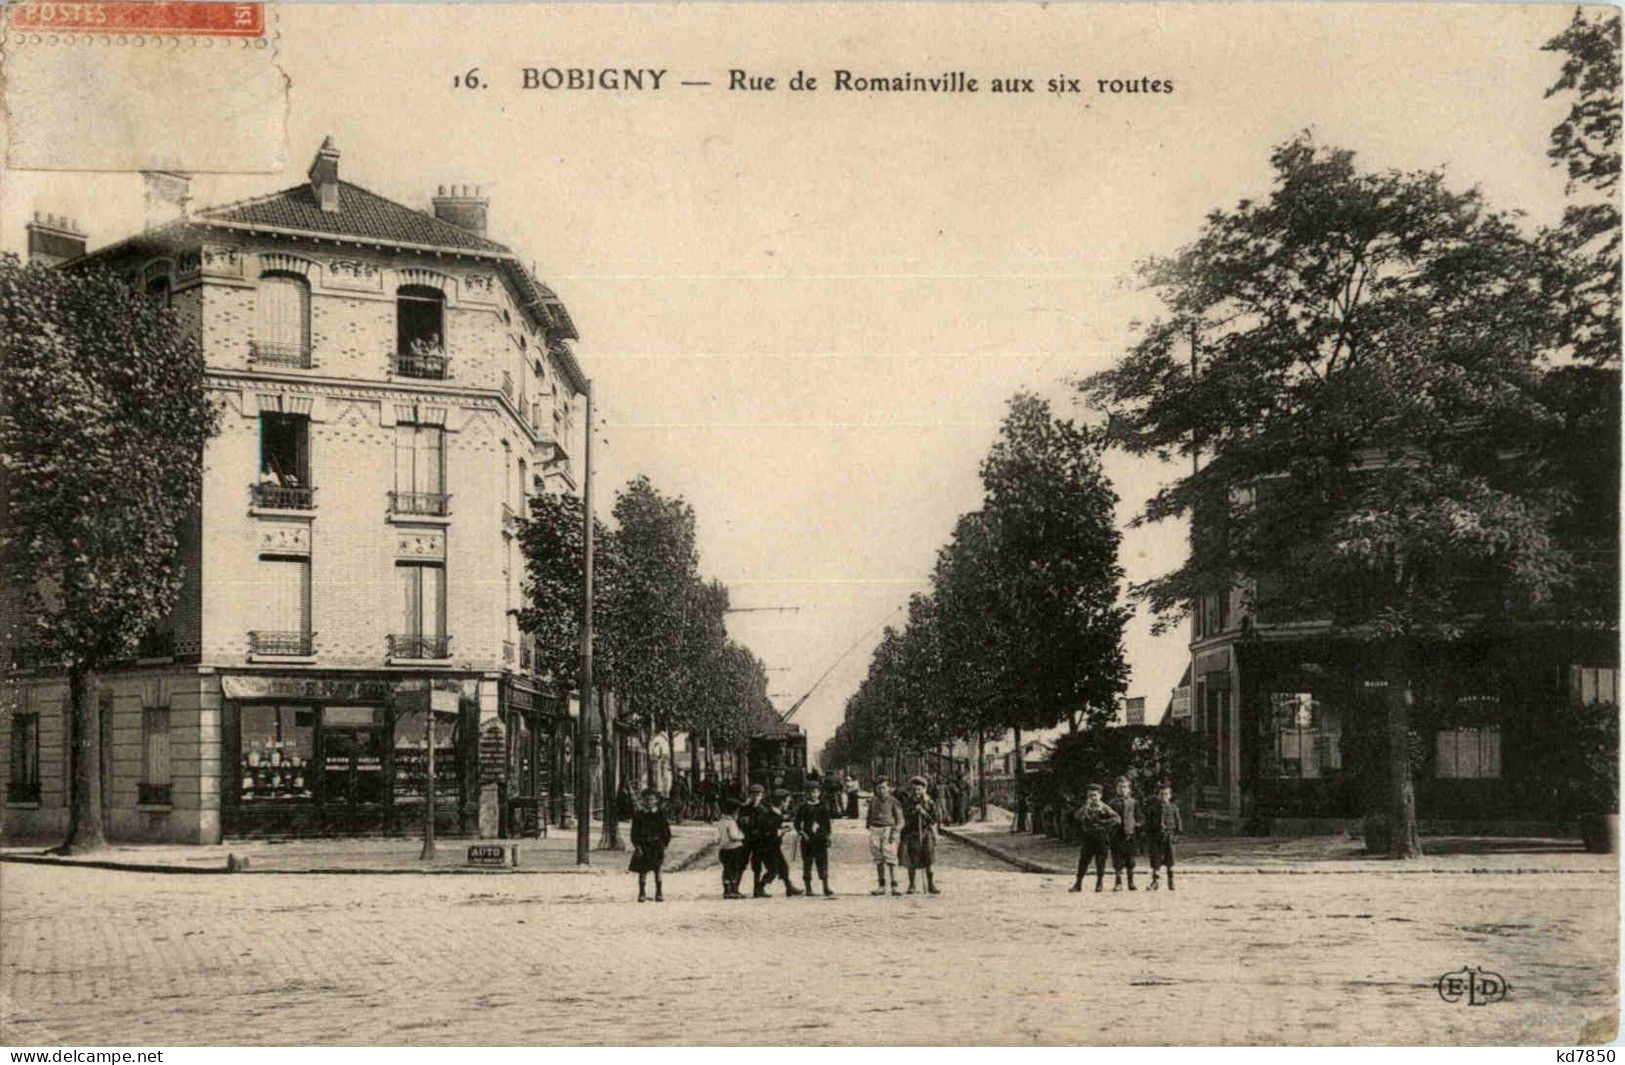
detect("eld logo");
top-left (1436, 965), bottom-right (1509, 1006)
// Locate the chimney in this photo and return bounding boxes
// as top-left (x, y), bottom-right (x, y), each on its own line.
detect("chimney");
top-left (308, 135), bottom-right (341, 213)
top-left (432, 183), bottom-right (489, 237)
top-left (141, 170), bottom-right (191, 230)
top-left (26, 212), bottom-right (87, 266)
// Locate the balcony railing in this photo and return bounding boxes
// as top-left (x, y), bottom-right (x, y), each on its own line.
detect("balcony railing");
top-left (388, 634), bottom-right (452, 660)
top-left (250, 483), bottom-right (316, 510)
top-left (249, 630), bottom-right (315, 657)
top-left (391, 346), bottom-right (448, 380)
top-left (248, 341), bottom-right (312, 369)
top-left (388, 491), bottom-right (450, 517)
top-left (137, 630), bottom-right (175, 659)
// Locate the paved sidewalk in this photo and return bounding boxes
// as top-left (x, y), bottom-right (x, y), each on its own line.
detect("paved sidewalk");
top-left (944, 810), bottom-right (1614, 875)
top-left (0, 821), bottom-right (717, 875)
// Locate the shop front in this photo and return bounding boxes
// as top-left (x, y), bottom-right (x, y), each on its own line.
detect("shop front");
top-left (222, 673), bottom-right (474, 837)
top-left (501, 680), bottom-right (563, 836)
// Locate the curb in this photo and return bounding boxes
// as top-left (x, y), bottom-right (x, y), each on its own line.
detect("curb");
top-left (938, 828), bottom-right (1616, 876)
top-left (670, 839), bottom-right (719, 873)
top-left (0, 853), bottom-right (621, 877)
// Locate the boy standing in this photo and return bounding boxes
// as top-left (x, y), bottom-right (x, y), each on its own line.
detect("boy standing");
top-left (865, 777), bottom-right (904, 896)
top-left (738, 782), bottom-right (767, 895)
top-left (795, 781), bottom-right (836, 897)
top-left (1108, 775), bottom-right (1140, 891)
top-left (757, 789), bottom-right (803, 897)
top-left (1070, 783), bottom-right (1119, 893)
top-left (1144, 780), bottom-right (1183, 891)
top-left (900, 775), bottom-right (942, 894)
top-left (716, 797), bottom-right (749, 898)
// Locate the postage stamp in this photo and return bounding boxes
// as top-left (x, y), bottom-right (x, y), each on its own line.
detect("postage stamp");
top-left (2, 0), bottom-right (285, 171)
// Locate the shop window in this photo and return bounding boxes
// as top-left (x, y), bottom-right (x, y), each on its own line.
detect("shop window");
top-left (391, 424), bottom-right (446, 515)
top-left (239, 705), bottom-right (315, 801)
top-left (139, 708), bottom-right (171, 806)
top-left (252, 272), bottom-right (311, 367)
top-left (392, 709), bottom-right (458, 804)
top-left (1269, 692), bottom-right (1343, 779)
top-left (8, 712), bottom-right (39, 804)
top-left (1435, 727), bottom-right (1502, 779)
top-left (1571, 666), bottom-right (1618, 707)
top-left (254, 412), bottom-right (313, 509)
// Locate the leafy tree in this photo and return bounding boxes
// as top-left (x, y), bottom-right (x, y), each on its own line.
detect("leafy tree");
top-left (0, 258), bottom-right (219, 854)
top-left (1543, 7), bottom-right (1621, 368)
top-left (1082, 137), bottom-right (1571, 857)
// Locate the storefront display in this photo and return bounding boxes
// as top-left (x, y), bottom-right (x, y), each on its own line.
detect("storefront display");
top-left (239, 704), bottom-right (315, 801)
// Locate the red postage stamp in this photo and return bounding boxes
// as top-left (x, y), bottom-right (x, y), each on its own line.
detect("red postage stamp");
top-left (7, 1), bottom-right (264, 37)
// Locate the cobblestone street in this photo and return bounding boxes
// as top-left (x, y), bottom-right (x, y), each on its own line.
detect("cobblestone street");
top-left (2, 820), bottom-right (1616, 1046)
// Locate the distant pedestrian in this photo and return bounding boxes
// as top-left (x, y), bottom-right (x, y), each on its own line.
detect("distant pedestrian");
top-left (1069, 783), bottom-right (1119, 893)
top-left (698, 773), bottom-right (719, 821)
top-left (629, 788), bottom-right (672, 903)
top-left (865, 777), bottom-right (904, 895)
top-left (844, 772), bottom-right (861, 819)
top-left (1144, 780), bottom-right (1183, 892)
top-left (900, 775), bottom-right (942, 895)
top-left (795, 781), bottom-right (835, 897)
top-left (946, 773), bottom-right (964, 825)
top-left (1107, 775), bottom-right (1140, 891)
top-left (716, 797), bottom-right (750, 898)
top-left (757, 789), bottom-right (803, 897)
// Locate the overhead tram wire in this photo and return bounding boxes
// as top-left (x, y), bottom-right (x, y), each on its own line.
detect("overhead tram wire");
top-left (777, 601), bottom-right (908, 725)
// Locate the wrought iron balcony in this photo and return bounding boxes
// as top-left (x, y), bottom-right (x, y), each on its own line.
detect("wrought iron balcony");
top-left (250, 482), bottom-right (316, 510)
top-left (248, 341), bottom-right (312, 369)
top-left (137, 630), bottom-right (175, 659)
top-left (249, 631), bottom-right (315, 657)
top-left (388, 634), bottom-right (451, 660)
top-left (388, 490), bottom-right (450, 517)
top-left (390, 346), bottom-right (449, 380)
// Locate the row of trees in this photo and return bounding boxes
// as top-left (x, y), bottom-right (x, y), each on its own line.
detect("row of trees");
top-left (1079, 9), bottom-right (1620, 857)
top-left (516, 474), bottom-right (774, 848)
top-left (821, 393), bottom-right (1131, 830)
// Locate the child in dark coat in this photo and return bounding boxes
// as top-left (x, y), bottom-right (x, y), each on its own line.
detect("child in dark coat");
top-left (629, 788), bottom-right (672, 902)
top-left (1144, 781), bottom-right (1184, 891)
top-left (1070, 783), bottom-right (1120, 893)
top-left (794, 781), bottom-right (835, 896)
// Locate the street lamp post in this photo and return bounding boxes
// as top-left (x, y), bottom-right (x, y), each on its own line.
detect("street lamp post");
top-left (576, 380), bottom-right (595, 866)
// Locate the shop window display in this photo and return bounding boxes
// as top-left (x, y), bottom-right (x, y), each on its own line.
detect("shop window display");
top-left (393, 709), bottom-right (459, 802)
top-left (240, 704), bottom-right (315, 801)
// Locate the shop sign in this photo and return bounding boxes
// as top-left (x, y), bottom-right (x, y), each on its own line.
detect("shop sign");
top-left (478, 719), bottom-right (506, 783)
top-left (223, 674), bottom-right (394, 703)
top-left (396, 688), bottom-right (460, 715)
top-left (467, 843), bottom-right (518, 868)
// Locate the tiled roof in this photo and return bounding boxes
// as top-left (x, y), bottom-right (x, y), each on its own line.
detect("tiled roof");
top-left (197, 180), bottom-right (510, 254)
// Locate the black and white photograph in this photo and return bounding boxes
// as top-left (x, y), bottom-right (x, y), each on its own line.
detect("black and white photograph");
top-left (0, 0), bottom-right (1619, 1050)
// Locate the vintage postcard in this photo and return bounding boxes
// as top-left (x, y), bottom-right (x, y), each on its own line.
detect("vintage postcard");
top-left (0, 0), bottom-right (1618, 1051)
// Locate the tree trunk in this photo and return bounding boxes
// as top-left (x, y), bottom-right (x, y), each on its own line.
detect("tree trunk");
top-left (1012, 726), bottom-right (1027, 833)
top-left (57, 665), bottom-right (106, 855)
top-left (1385, 642), bottom-right (1424, 859)
top-left (977, 729), bottom-right (988, 822)
top-left (597, 689), bottom-right (623, 850)
top-left (689, 727), bottom-right (700, 793)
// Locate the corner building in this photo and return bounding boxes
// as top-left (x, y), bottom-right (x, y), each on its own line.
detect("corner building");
top-left (3, 140), bottom-right (586, 843)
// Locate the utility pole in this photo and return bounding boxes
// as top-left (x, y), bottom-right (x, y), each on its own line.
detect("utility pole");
top-left (576, 381), bottom-right (594, 866)
top-left (419, 705), bottom-right (436, 860)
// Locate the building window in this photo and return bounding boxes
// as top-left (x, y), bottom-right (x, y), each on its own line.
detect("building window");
top-left (1571, 666), bottom-right (1618, 707)
top-left (145, 275), bottom-right (170, 306)
top-left (239, 704), bottom-right (315, 802)
top-left (394, 286), bottom-right (446, 378)
top-left (516, 458), bottom-right (528, 513)
top-left (250, 555), bottom-right (312, 656)
top-left (1435, 727), bottom-right (1502, 779)
top-left (8, 713), bottom-right (40, 804)
top-left (139, 708), bottom-right (171, 806)
top-left (253, 412), bottom-right (313, 509)
top-left (391, 424), bottom-right (447, 516)
top-left (393, 561), bottom-right (448, 659)
top-left (252, 272), bottom-right (312, 367)
top-left (1267, 692), bottom-right (1342, 779)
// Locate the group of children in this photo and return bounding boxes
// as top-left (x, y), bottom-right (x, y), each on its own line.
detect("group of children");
top-left (1071, 777), bottom-right (1183, 893)
top-left (626, 773), bottom-right (1183, 903)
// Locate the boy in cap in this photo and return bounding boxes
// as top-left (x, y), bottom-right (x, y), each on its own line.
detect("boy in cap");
top-left (629, 787), bottom-right (672, 902)
top-left (738, 782), bottom-right (768, 895)
top-left (716, 796), bottom-right (750, 898)
top-left (1108, 775), bottom-right (1140, 891)
top-left (865, 777), bottom-right (904, 895)
top-left (794, 780), bottom-right (836, 896)
top-left (1144, 780), bottom-right (1183, 891)
top-left (901, 775), bottom-right (942, 894)
top-left (1070, 783), bottom-right (1120, 893)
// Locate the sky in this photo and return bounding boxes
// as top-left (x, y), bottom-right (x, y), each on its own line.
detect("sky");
top-left (0, 2), bottom-right (1582, 752)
